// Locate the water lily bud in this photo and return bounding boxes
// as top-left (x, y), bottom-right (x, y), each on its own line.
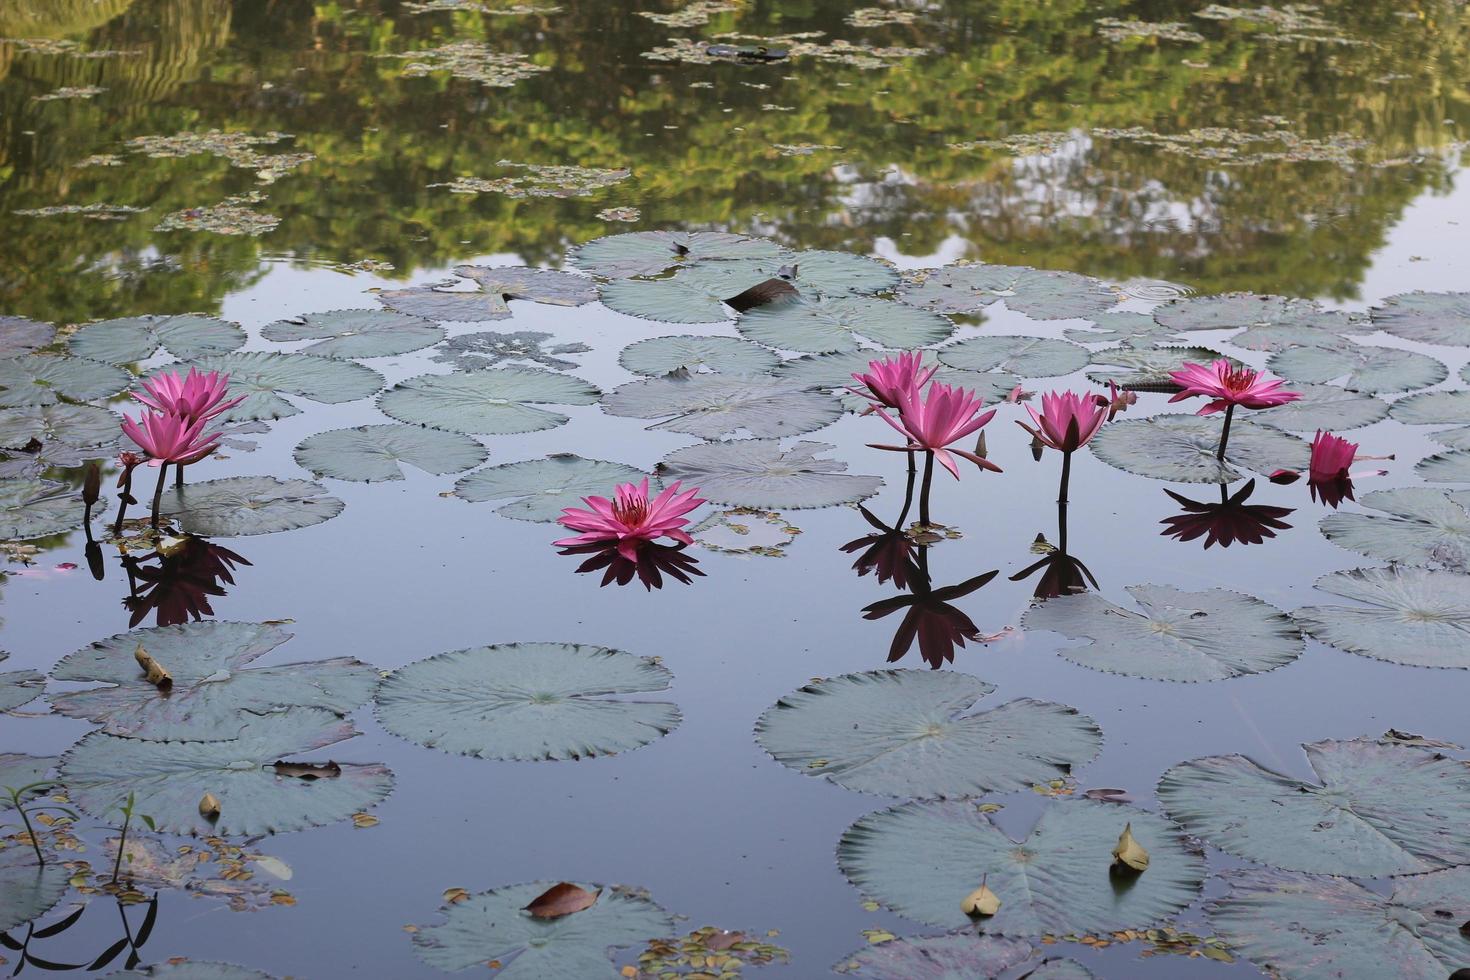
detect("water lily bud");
top-left (82, 462), bottom-right (101, 507)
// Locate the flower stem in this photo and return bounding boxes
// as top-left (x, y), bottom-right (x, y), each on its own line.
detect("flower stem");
top-left (11, 793), bottom-right (44, 868)
top-left (175, 462), bottom-right (184, 489)
top-left (1058, 449), bottom-right (1073, 505)
top-left (149, 464), bottom-right (169, 530)
top-left (113, 469), bottom-right (133, 536)
top-left (918, 450), bottom-right (935, 527)
top-left (1216, 403), bottom-right (1236, 462)
top-left (896, 452), bottom-right (918, 527)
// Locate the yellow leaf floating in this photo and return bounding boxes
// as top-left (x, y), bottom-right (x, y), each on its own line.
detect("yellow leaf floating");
top-left (134, 644), bottom-right (172, 690)
top-left (1112, 822), bottom-right (1150, 872)
top-left (199, 792), bottom-right (221, 821)
top-left (961, 882), bottom-right (1001, 917)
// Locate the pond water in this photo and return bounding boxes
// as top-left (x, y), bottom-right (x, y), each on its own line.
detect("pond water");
top-left (3, 2), bottom-right (1470, 978)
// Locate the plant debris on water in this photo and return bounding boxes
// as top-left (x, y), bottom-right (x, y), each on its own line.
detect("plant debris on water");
top-left (429, 162), bottom-right (631, 198)
top-left (383, 41), bottom-right (550, 87)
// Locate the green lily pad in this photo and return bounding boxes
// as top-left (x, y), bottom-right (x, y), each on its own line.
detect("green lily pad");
top-left (1293, 566), bottom-right (1470, 668)
top-left (145, 352), bottom-right (385, 422)
top-left (1416, 450), bottom-right (1470, 484)
top-left (837, 798), bottom-right (1206, 935)
top-left (1085, 346), bottom-right (1232, 387)
top-left (49, 621), bottom-right (380, 740)
top-left (0, 846), bottom-right (67, 932)
top-left (0, 355), bottom-right (133, 408)
top-left (58, 708), bottom-right (392, 836)
top-left (571, 230), bottom-right (783, 278)
top-left (755, 670), bottom-right (1101, 799)
top-left (1159, 738), bottom-right (1470, 877)
top-left (1391, 389), bottom-right (1470, 425)
top-left (0, 651), bottom-right (44, 712)
top-left (161, 476), bottom-right (344, 537)
top-left (1371, 291), bottom-right (1470, 345)
top-left (1429, 425), bottom-right (1470, 451)
top-left (1023, 585), bottom-right (1302, 682)
top-left (381, 267), bottom-right (597, 322)
top-left (260, 310), bottom-right (445, 359)
top-left (1252, 382), bottom-right (1387, 431)
top-left (898, 266), bottom-right (1115, 320)
top-left (937, 336), bottom-right (1091, 378)
top-left (601, 374), bottom-right (841, 439)
top-left (67, 315), bottom-right (245, 363)
top-left (659, 439), bottom-right (882, 509)
top-left (379, 367), bottom-right (600, 435)
top-left (0, 754), bottom-right (55, 800)
top-left (0, 478), bottom-right (85, 540)
top-left (100, 963), bottom-right (282, 980)
top-left (619, 335), bottom-right (779, 376)
top-left (1153, 294), bottom-right (1351, 336)
top-left (0, 316), bottom-right (56, 357)
top-left (831, 933), bottom-right (1035, 978)
top-left (411, 880), bottom-right (674, 976)
top-left (1266, 344), bottom-right (1446, 394)
top-left (774, 351), bottom-right (1016, 412)
top-left (1089, 415), bottom-right (1308, 483)
top-left (0, 404), bottom-right (120, 450)
top-left (293, 424), bottom-right (487, 482)
top-left (375, 643), bottom-right (680, 761)
top-left (895, 264), bottom-right (1028, 313)
top-left (452, 455), bottom-right (647, 520)
top-left (1208, 866), bottom-right (1470, 980)
top-left (1319, 488), bottom-right (1470, 572)
top-left (736, 296), bottom-right (955, 353)
top-left (1063, 311), bottom-right (1182, 347)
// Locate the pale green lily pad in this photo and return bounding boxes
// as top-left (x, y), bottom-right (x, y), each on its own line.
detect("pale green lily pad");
top-left (0, 651), bottom-right (44, 712)
top-left (161, 476), bottom-right (344, 537)
top-left (659, 440), bottom-right (882, 509)
top-left (146, 352), bottom-right (384, 422)
top-left (601, 374), bottom-right (841, 439)
top-left (453, 455), bottom-right (647, 520)
top-left (1024, 585), bottom-right (1302, 682)
top-left (0, 317), bottom-right (56, 357)
top-left (1416, 450), bottom-right (1470, 484)
top-left (0, 355), bottom-right (133, 408)
top-left (1021, 962), bottom-right (1096, 980)
top-left (1002, 270), bottom-right (1118, 321)
top-left (1252, 382), bottom-right (1387, 431)
top-left (897, 265), bottom-right (1114, 320)
top-left (1320, 488), bottom-right (1470, 572)
top-left (1085, 346), bottom-right (1231, 387)
top-left (379, 367), bottom-right (600, 435)
top-left (1089, 415), bottom-right (1308, 483)
top-left (1266, 344), bottom-right (1446, 394)
top-left (0, 403), bottom-right (120, 450)
top-left (0, 478), bottom-right (85, 540)
top-left (831, 933), bottom-right (1035, 978)
top-left (67, 314), bottom-right (245, 363)
top-left (837, 798), bottom-right (1205, 935)
top-left (101, 963), bottom-right (281, 979)
top-left (736, 296), bottom-right (955, 353)
top-left (59, 708), bottom-right (393, 835)
top-left (755, 670), bottom-right (1100, 799)
top-left (49, 621), bottom-right (380, 740)
top-left (411, 880), bottom-right (674, 976)
top-left (381, 267), bottom-right (597, 321)
top-left (571, 230), bottom-right (783, 278)
top-left (1153, 293), bottom-right (1354, 337)
top-left (1371, 291), bottom-right (1470, 345)
top-left (1063, 311), bottom-right (1182, 347)
top-left (0, 754), bottom-right (55, 799)
top-left (375, 643), bottom-right (680, 761)
top-left (1430, 425), bottom-right (1470, 451)
top-left (895, 264), bottom-right (1028, 313)
top-left (260, 310), bottom-right (444, 359)
top-left (0, 846), bottom-right (67, 932)
top-left (618, 335), bottom-right (779, 377)
top-left (1390, 389), bottom-right (1470, 425)
top-left (294, 424), bottom-right (487, 482)
top-left (1293, 565), bottom-right (1470, 668)
top-left (1208, 866), bottom-right (1470, 980)
top-left (1159, 738), bottom-right (1470, 877)
top-left (937, 336), bottom-right (1090, 378)
top-left (773, 350), bottom-right (1015, 412)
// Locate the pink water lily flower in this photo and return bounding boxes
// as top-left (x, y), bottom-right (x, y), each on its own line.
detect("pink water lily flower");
top-left (133, 368), bottom-right (244, 423)
top-left (120, 410), bottom-right (223, 466)
top-left (1093, 381), bottom-right (1137, 421)
top-left (1168, 359), bottom-right (1300, 415)
top-left (554, 479), bottom-right (706, 561)
top-left (1016, 390), bottom-right (1108, 453)
top-left (850, 352), bottom-right (938, 411)
top-left (872, 382), bottom-right (1003, 479)
top-left (1268, 430), bottom-right (1389, 502)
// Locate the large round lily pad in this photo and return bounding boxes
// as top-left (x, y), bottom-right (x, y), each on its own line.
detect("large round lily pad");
top-left (755, 670), bottom-right (1101, 799)
top-left (0, 316), bottom-right (56, 357)
top-left (1024, 585), bottom-right (1302, 682)
top-left (1415, 450), bottom-right (1470, 484)
top-left (831, 933), bottom-right (1036, 978)
top-left (1252, 382), bottom-right (1387, 431)
top-left (898, 266), bottom-right (1115, 320)
top-left (261, 310), bottom-right (444, 359)
top-left (1064, 311), bottom-right (1183, 348)
top-left (1293, 566), bottom-right (1470, 668)
top-left (375, 643), bottom-right (680, 761)
top-left (659, 440), bottom-right (882, 509)
top-left (736, 296), bottom-right (955, 353)
top-left (618, 335), bottom-right (780, 377)
top-left (0, 404), bottom-right (119, 451)
top-left (0, 478), bottom-right (85, 540)
top-left (1085, 346), bottom-right (1231, 387)
top-left (49, 621), bottom-right (380, 740)
top-left (895, 264), bottom-right (1028, 313)
top-left (0, 753), bottom-right (55, 799)
top-left (1153, 294), bottom-right (1352, 340)
top-left (411, 880), bottom-right (675, 976)
top-left (1371, 291), bottom-right (1470, 345)
top-left (1159, 738), bottom-right (1470, 877)
top-left (161, 476), bottom-right (344, 537)
top-left (0, 846), bottom-right (67, 932)
top-left (294, 424), bottom-right (487, 482)
top-left (146, 352), bottom-right (384, 422)
top-left (452, 455), bottom-right (647, 521)
top-left (68, 315), bottom-right (246, 363)
top-left (0, 651), bottom-right (44, 712)
top-left (837, 798), bottom-right (1206, 935)
top-left (773, 350), bottom-right (1015, 412)
top-left (1390, 389), bottom-right (1470, 425)
top-left (1266, 344), bottom-right (1446, 395)
top-left (0, 355), bottom-right (133, 408)
top-left (381, 267), bottom-right (597, 322)
top-left (58, 708), bottom-right (394, 836)
top-left (379, 368), bottom-right (600, 435)
top-left (571, 230), bottom-right (783, 278)
top-left (1089, 415), bottom-right (1308, 483)
top-left (1319, 487), bottom-right (1470, 572)
top-left (1209, 866), bottom-right (1470, 980)
top-left (937, 336), bottom-right (1091, 378)
top-left (601, 374), bottom-right (841, 439)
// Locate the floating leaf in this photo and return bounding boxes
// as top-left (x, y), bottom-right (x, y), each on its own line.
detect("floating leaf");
top-left (0, 478), bottom-right (85, 540)
top-left (0, 846), bottom-right (66, 932)
top-left (831, 933), bottom-right (1035, 978)
top-left (0, 355), bottom-right (132, 408)
top-left (1293, 566), bottom-right (1470, 668)
top-left (379, 367), bottom-right (600, 435)
top-left (0, 651), bottom-right (44, 712)
top-left (1085, 346), bottom-right (1231, 387)
top-left (837, 799), bottom-right (1205, 935)
top-left (0, 316), bottom-right (56, 356)
top-left (260, 310), bottom-right (444, 359)
top-left (1160, 738), bottom-right (1470, 877)
top-left (525, 882), bottom-right (599, 919)
top-left (896, 264), bottom-right (1030, 313)
top-left (1391, 390), bottom-right (1470, 425)
top-left (618, 335), bottom-right (779, 377)
top-left (161, 476), bottom-right (344, 537)
top-left (1266, 344), bottom-right (1446, 394)
top-left (58, 708), bottom-right (392, 835)
top-left (49, 622), bottom-right (380, 740)
top-left (601, 374), bottom-right (841, 439)
top-left (774, 350), bottom-right (1016, 412)
top-left (736, 296), bottom-right (955, 353)
top-left (570, 230), bottom-right (783, 279)
top-left (1153, 294), bottom-right (1360, 342)
top-left (1021, 961), bottom-right (1096, 980)
top-left (431, 330), bottom-right (590, 372)
top-left (293, 424), bottom-right (486, 482)
top-left (1320, 488), bottom-right (1470, 572)
top-left (1252, 382), bottom-right (1388, 431)
top-left (452, 455), bottom-right (647, 520)
top-left (1416, 450), bottom-right (1470, 484)
top-left (67, 315), bottom-right (245, 363)
top-left (755, 670), bottom-right (1100, 798)
top-left (98, 961), bottom-right (282, 979)
top-left (1023, 585), bottom-right (1302, 681)
top-left (0, 753), bottom-right (55, 800)
top-left (375, 643), bottom-right (680, 761)
top-left (1064, 311), bottom-right (1182, 347)
top-left (380, 267), bottom-right (597, 321)
top-left (1089, 415), bottom-right (1307, 483)
top-left (145, 352), bottom-right (384, 422)
top-left (898, 266), bottom-right (1114, 319)
top-left (1111, 823), bottom-right (1150, 872)
top-left (659, 440), bottom-right (882, 508)
top-left (1371, 291), bottom-right (1470, 345)
top-left (411, 880), bottom-right (674, 976)
top-left (0, 404), bottom-right (119, 450)
top-left (937, 336), bottom-right (1090, 378)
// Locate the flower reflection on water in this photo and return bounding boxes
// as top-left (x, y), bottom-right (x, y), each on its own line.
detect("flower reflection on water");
top-left (557, 540), bottom-right (705, 591)
top-left (1159, 479), bottom-right (1296, 549)
top-left (120, 536), bottom-right (251, 628)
